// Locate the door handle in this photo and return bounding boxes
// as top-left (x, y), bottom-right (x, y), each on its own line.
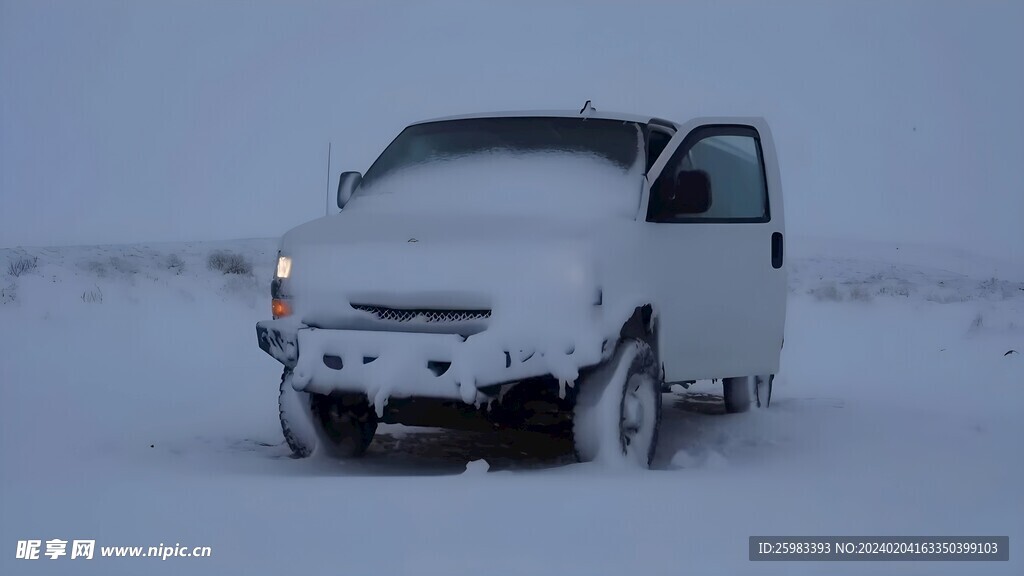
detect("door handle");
top-left (771, 232), bottom-right (784, 269)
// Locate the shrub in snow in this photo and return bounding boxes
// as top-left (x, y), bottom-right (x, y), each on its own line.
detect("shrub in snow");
top-left (84, 260), bottom-right (108, 277)
top-left (0, 283), bottom-right (15, 304)
top-left (969, 313), bottom-right (984, 332)
top-left (81, 286), bottom-right (103, 304)
top-left (978, 277), bottom-right (1021, 301)
top-left (6, 256), bottom-right (38, 278)
top-left (877, 284), bottom-right (910, 298)
top-left (165, 253), bottom-right (185, 275)
top-left (109, 256), bottom-right (139, 275)
top-left (808, 283), bottom-right (841, 302)
top-left (848, 285), bottom-right (873, 302)
top-left (207, 251), bottom-right (252, 275)
top-left (220, 274), bottom-right (260, 301)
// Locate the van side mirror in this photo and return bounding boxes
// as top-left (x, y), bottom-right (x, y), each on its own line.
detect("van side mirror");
top-left (337, 171), bottom-right (362, 209)
top-left (663, 169), bottom-right (711, 214)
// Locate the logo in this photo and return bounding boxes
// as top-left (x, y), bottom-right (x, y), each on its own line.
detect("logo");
top-left (407, 238), bottom-right (418, 243)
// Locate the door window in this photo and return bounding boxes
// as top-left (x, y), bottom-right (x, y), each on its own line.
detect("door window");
top-left (647, 126), bottom-right (769, 223)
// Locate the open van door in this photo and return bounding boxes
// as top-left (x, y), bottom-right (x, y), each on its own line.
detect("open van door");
top-left (640, 118), bottom-right (786, 383)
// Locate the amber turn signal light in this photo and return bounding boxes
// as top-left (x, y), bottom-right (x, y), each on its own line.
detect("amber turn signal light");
top-left (272, 299), bottom-right (292, 318)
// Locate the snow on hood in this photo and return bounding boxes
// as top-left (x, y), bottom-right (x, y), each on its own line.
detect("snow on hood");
top-left (283, 210), bottom-right (606, 251)
top-left (347, 150), bottom-right (644, 220)
top-left (284, 212), bottom-right (611, 345)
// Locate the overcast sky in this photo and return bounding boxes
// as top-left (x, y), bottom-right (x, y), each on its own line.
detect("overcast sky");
top-left (2, 0), bottom-right (1022, 263)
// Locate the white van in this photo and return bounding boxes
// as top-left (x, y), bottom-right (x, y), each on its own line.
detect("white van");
top-left (257, 110), bottom-right (786, 467)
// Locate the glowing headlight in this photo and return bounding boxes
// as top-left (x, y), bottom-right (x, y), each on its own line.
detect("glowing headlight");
top-left (276, 256), bottom-right (292, 279)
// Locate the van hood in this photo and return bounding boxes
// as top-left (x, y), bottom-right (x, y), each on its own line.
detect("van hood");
top-left (281, 211), bottom-right (606, 314)
top-left (281, 210), bottom-right (607, 251)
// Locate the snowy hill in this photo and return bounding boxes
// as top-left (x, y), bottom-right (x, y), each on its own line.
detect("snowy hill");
top-left (1, 238), bottom-right (1022, 575)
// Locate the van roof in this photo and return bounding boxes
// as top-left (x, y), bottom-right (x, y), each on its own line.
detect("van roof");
top-left (412, 109), bottom-right (671, 127)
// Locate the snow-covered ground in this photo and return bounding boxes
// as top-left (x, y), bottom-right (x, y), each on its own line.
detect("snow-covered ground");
top-left (1, 238), bottom-right (1021, 575)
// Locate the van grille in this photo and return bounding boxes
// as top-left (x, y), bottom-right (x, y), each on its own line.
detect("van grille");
top-left (351, 304), bottom-right (491, 324)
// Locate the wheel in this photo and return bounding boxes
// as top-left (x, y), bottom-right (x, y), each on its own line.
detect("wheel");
top-left (309, 391), bottom-right (378, 458)
top-left (278, 369), bottom-right (318, 457)
top-left (278, 369), bottom-right (378, 458)
top-left (723, 374), bottom-right (773, 413)
top-left (573, 339), bottom-right (661, 467)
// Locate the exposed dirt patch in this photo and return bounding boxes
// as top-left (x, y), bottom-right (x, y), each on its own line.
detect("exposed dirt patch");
top-left (361, 390), bottom-right (728, 471)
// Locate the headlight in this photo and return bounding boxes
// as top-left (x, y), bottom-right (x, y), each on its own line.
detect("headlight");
top-left (276, 255), bottom-right (292, 279)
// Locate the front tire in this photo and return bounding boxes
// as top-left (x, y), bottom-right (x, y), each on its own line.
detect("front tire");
top-left (573, 339), bottom-right (661, 467)
top-left (278, 369), bottom-right (378, 458)
top-left (309, 392), bottom-right (378, 458)
top-left (279, 369), bottom-right (318, 457)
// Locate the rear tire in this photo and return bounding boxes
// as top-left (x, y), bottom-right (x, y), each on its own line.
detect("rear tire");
top-left (723, 375), bottom-right (772, 413)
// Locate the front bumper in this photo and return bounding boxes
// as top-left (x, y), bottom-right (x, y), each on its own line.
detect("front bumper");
top-left (257, 319), bottom-right (299, 366)
top-left (257, 319), bottom-right (601, 408)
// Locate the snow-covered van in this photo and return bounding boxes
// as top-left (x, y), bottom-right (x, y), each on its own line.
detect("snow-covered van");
top-left (257, 110), bottom-right (786, 467)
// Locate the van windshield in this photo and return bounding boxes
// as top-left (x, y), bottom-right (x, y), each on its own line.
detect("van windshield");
top-left (350, 117), bottom-right (645, 219)
top-left (360, 117), bottom-right (643, 188)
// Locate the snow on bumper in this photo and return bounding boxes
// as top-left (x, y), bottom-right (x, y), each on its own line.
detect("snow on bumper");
top-left (256, 320), bottom-right (299, 366)
top-left (256, 319), bottom-right (607, 412)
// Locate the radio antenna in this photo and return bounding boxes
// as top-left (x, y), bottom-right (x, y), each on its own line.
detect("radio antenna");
top-left (324, 141), bottom-right (332, 216)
